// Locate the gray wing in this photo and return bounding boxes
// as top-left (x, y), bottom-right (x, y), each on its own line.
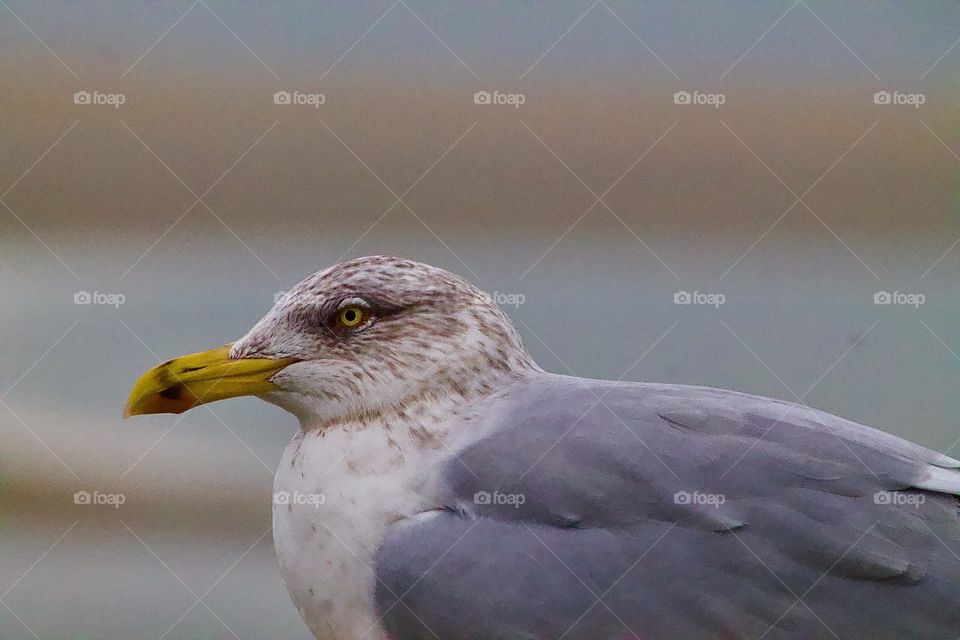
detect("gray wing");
top-left (374, 373), bottom-right (960, 639)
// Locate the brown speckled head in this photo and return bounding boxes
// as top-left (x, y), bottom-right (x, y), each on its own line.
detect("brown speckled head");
top-left (231, 256), bottom-right (536, 426)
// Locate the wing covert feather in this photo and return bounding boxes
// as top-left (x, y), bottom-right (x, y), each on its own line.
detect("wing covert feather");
top-left (375, 374), bottom-right (960, 639)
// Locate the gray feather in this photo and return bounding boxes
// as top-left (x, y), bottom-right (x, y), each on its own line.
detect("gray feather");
top-left (374, 373), bottom-right (960, 639)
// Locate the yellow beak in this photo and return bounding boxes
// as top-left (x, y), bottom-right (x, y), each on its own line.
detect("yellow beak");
top-left (124, 344), bottom-right (296, 417)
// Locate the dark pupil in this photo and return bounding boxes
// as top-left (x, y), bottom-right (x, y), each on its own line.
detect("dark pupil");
top-left (344, 309), bottom-right (357, 322)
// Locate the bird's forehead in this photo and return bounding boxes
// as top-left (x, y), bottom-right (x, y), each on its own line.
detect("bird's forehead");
top-left (288, 256), bottom-right (469, 300)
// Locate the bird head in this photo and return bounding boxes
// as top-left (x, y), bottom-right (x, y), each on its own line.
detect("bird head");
top-left (124, 256), bottom-right (534, 427)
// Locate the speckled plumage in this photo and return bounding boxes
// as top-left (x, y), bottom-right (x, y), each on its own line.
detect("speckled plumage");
top-left (234, 256), bottom-right (535, 430)
top-left (232, 257), bottom-right (536, 639)
top-left (229, 256), bottom-right (960, 640)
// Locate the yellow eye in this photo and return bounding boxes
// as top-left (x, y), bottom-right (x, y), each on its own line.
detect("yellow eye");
top-left (337, 306), bottom-right (366, 328)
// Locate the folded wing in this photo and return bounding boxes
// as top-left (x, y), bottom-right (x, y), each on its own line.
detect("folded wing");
top-left (375, 374), bottom-right (960, 639)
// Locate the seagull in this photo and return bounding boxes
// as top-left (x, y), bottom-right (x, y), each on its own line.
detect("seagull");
top-left (126, 256), bottom-right (960, 640)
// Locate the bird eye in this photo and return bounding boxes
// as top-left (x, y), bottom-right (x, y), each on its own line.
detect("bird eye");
top-left (336, 305), bottom-right (367, 329)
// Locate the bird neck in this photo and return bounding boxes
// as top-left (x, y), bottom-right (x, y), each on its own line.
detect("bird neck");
top-left (295, 360), bottom-right (535, 436)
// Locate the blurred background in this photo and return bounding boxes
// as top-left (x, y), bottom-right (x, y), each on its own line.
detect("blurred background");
top-left (2, 1), bottom-right (960, 638)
